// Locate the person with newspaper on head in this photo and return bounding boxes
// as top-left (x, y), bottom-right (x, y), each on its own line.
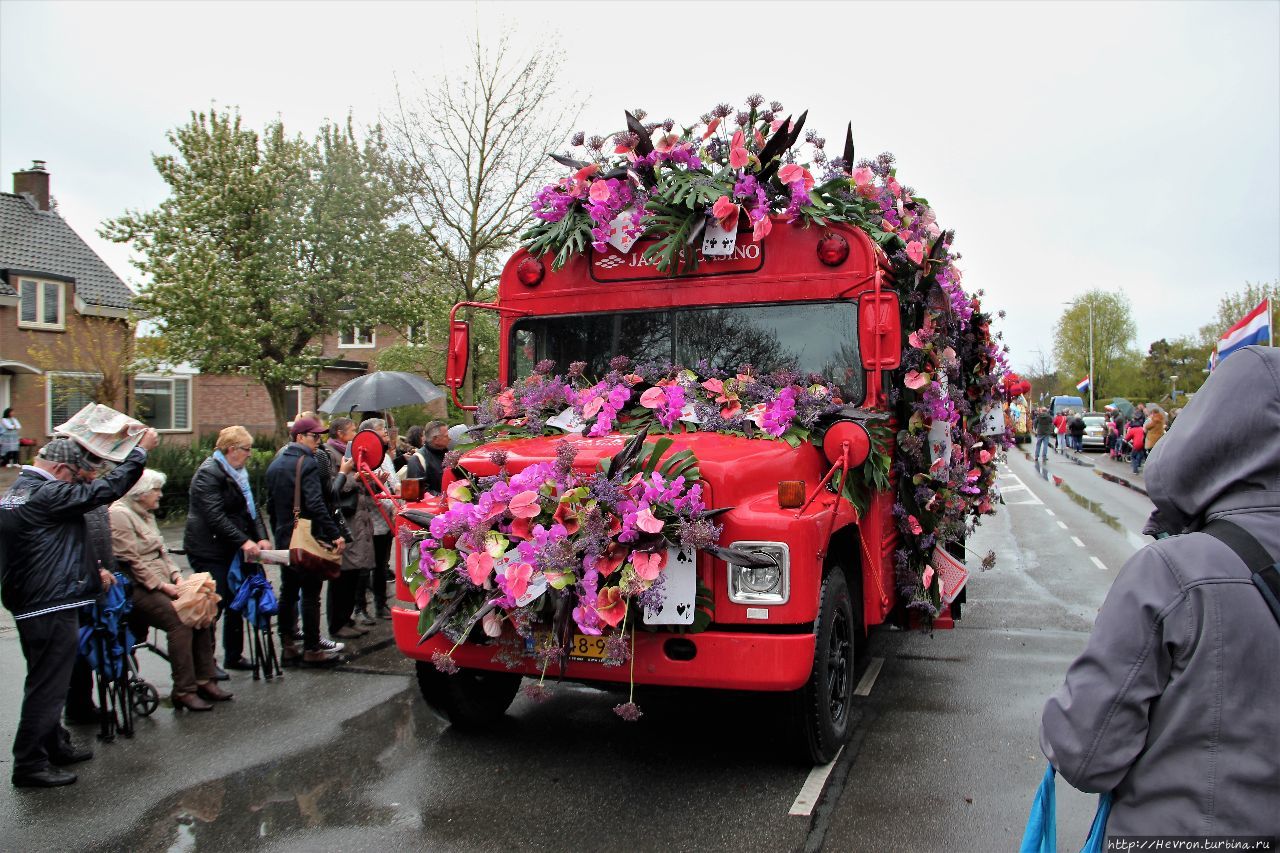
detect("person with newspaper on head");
top-left (0, 428), bottom-right (159, 788)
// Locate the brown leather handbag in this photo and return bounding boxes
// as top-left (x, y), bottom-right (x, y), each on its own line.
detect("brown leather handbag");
top-left (288, 456), bottom-right (342, 580)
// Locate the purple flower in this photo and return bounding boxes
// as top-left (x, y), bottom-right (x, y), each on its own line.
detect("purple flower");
top-left (431, 651), bottom-right (459, 674)
top-left (613, 701), bottom-right (644, 721)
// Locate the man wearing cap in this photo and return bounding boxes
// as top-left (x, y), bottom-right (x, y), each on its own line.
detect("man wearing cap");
top-left (0, 429), bottom-right (158, 788)
top-left (265, 417), bottom-right (347, 665)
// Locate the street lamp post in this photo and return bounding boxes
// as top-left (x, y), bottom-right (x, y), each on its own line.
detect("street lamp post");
top-left (1171, 374), bottom-right (1178, 404)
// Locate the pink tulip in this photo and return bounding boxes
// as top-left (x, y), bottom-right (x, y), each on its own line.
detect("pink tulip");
top-left (639, 387), bottom-right (665, 409)
top-left (635, 506), bottom-right (664, 534)
top-left (711, 196), bottom-right (740, 231)
top-left (631, 549), bottom-right (668, 581)
top-left (905, 241), bottom-right (925, 266)
top-left (508, 490), bottom-right (541, 519)
top-left (465, 551), bottom-right (494, 586)
top-left (589, 181), bottom-right (612, 203)
top-left (904, 370), bottom-right (930, 390)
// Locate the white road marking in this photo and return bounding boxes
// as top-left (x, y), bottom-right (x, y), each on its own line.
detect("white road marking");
top-left (1057, 521), bottom-right (1068, 530)
top-left (1091, 556), bottom-right (1109, 571)
top-left (1070, 536), bottom-right (1085, 548)
top-left (1044, 509), bottom-right (1055, 516)
top-left (854, 657), bottom-right (884, 697)
top-left (1000, 472), bottom-right (1043, 505)
top-left (790, 746), bottom-right (845, 816)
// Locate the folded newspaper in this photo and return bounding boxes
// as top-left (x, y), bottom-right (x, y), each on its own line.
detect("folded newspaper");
top-left (54, 403), bottom-right (147, 462)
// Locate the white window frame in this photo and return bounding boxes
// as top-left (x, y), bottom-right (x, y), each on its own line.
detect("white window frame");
top-left (404, 321), bottom-right (429, 345)
top-left (133, 374), bottom-right (192, 433)
top-left (284, 384), bottom-right (305, 419)
top-left (17, 278), bottom-right (66, 331)
top-left (45, 371), bottom-right (101, 435)
top-left (339, 326), bottom-right (375, 348)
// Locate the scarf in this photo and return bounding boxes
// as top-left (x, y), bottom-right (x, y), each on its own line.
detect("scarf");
top-left (327, 437), bottom-right (348, 454)
top-left (212, 449), bottom-right (257, 519)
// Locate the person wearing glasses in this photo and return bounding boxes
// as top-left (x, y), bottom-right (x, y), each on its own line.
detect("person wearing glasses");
top-left (1, 430), bottom-right (158, 787)
top-left (265, 417), bottom-right (347, 666)
top-left (184, 426), bottom-right (272, 676)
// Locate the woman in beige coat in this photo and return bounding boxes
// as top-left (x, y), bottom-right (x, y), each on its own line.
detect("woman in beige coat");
top-left (110, 469), bottom-right (231, 712)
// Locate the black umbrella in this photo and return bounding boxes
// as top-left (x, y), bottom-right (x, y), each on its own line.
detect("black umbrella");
top-left (318, 371), bottom-right (444, 414)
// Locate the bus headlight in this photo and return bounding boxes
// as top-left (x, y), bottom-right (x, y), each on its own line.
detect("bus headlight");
top-left (727, 541), bottom-right (790, 605)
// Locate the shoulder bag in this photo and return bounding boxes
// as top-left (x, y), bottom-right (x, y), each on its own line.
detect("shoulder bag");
top-left (288, 456), bottom-right (341, 580)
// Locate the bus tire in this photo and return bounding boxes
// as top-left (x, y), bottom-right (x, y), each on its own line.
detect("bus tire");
top-left (791, 567), bottom-right (857, 765)
top-left (415, 661), bottom-right (521, 731)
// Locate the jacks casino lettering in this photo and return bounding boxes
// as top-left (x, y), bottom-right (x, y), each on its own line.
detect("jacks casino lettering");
top-left (590, 240), bottom-right (764, 283)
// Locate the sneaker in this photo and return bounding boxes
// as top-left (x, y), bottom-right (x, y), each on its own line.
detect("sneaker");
top-left (317, 638), bottom-right (345, 654)
top-left (354, 609), bottom-right (378, 627)
top-left (280, 642), bottom-right (302, 664)
top-left (303, 648), bottom-right (341, 666)
top-left (333, 625), bottom-right (363, 639)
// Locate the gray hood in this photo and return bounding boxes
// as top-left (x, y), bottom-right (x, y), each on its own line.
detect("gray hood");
top-left (1145, 345), bottom-right (1280, 531)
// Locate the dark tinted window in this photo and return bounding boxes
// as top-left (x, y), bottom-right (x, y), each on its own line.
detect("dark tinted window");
top-left (511, 302), bottom-right (862, 401)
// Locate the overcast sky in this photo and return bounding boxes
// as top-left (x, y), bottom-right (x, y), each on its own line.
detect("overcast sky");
top-left (3, 0), bottom-right (1277, 374)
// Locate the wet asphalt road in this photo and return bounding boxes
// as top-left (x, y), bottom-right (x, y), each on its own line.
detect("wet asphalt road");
top-left (0, 447), bottom-right (1154, 853)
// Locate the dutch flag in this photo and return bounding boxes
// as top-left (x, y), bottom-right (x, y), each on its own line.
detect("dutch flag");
top-left (1076, 375), bottom-right (1091, 393)
top-left (1215, 299), bottom-right (1273, 366)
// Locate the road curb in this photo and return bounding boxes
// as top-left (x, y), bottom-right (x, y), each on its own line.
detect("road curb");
top-left (1092, 468), bottom-right (1148, 497)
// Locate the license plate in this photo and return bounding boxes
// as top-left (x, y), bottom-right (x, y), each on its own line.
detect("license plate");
top-left (524, 631), bottom-right (609, 661)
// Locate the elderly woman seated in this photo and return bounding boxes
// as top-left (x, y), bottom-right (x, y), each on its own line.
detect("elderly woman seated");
top-left (109, 469), bottom-right (232, 712)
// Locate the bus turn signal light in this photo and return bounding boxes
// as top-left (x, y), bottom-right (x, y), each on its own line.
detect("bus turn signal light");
top-left (816, 232), bottom-right (849, 266)
top-left (778, 480), bottom-right (806, 508)
top-left (516, 256), bottom-right (545, 286)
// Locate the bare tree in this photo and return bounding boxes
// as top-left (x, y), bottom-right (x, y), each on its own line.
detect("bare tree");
top-left (382, 33), bottom-right (577, 410)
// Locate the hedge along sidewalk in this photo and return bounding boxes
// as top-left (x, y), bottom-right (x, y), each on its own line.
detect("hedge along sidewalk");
top-left (147, 442), bottom-right (278, 521)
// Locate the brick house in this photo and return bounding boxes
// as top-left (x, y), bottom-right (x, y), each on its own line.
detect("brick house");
top-left (192, 321), bottom-right (446, 439)
top-left (0, 162), bottom-right (170, 452)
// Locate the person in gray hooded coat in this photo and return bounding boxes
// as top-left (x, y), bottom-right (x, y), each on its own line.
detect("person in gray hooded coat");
top-left (1039, 345), bottom-right (1280, 836)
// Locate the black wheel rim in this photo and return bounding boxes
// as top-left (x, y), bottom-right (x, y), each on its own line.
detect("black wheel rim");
top-left (826, 606), bottom-right (852, 725)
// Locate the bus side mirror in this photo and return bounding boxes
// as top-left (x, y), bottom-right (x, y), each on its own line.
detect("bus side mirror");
top-left (859, 292), bottom-right (902, 371)
top-left (446, 321), bottom-right (470, 391)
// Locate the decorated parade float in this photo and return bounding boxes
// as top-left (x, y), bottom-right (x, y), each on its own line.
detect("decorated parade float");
top-left (388, 97), bottom-right (1012, 763)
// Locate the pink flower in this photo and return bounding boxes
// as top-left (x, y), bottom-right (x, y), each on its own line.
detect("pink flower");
top-left (465, 551), bottom-right (494, 585)
top-left (778, 163), bottom-right (814, 191)
top-left (635, 506), bottom-right (664, 534)
top-left (509, 515), bottom-right (533, 541)
top-left (553, 501), bottom-right (580, 535)
top-left (573, 164), bottom-right (599, 181)
top-left (500, 561), bottom-right (532, 600)
top-left (701, 378), bottom-right (724, 395)
top-left (728, 130), bottom-right (749, 169)
top-left (594, 542), bottom-right (628, 577)
top-left (752, 215), bottom-right (772, 242)
top-left (908, 329), bottom-right (928, 349)
top-left (978, 449), bottom-right (992, 464)
top-left (852, 166), bottom-right (875, 188)
top-left (701, 117), bottom-right (720, 139)
top-left (508, 490), bottom-right (540, 519)
top-left (446, 479), bottom-right (472, 505)
top-left (904, 370), bottom-right (930, 390)
top-left (588, 181), bottom-right (611, 203)
top-left (639, 386), bottom-right (665, 409)
top-left (595, 586), bottom-right (626, 628)
top-left (907, 516), bottom-right (923, 536)
top-left (582, 396), bottom-right (604, 420)
top-left (653, 132), bottom-right (680, 153)
top-left (887, 177), bottom-right (902, 198)
top-left (905, 241), bottom-right (925, 266)
top-left (631, 549), bottom-right (668, 581)
top-left (414, 581), bottom-right (433, 609)
top-left (711, 195), bottom-right (739, 231)
top-left (922, 565), bottom-right (935, 589)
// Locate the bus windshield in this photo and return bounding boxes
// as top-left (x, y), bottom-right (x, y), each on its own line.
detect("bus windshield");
top-left (511, 302), bottom-right (862, 402)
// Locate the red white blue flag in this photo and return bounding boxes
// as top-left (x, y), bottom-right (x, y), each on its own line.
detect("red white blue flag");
top-left (1214, 299), bottom-right (1272, 368)
top-left (1076, 375), bottom-right (1091, 393)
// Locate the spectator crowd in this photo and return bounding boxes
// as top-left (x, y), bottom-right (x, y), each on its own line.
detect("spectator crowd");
top-left (0, 411), bottom-right (459, 787)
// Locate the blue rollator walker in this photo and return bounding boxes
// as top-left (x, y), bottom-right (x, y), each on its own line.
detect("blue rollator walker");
top-left (228, 558), bottom-right (282, 680)
top-left (77, 572), bottom-right (160, 742)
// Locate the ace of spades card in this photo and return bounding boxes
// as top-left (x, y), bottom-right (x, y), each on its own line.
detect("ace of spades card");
top-left (643, 546), bottom-right (697, 625)
top-left (702, 218), bottom-right (738, 257)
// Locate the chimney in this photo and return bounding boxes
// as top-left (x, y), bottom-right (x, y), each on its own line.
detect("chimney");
top-left (13, 160), bottom-right (50, 211)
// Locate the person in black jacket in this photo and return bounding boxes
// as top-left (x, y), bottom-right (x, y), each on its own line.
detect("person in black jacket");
top-left (405, 421), bottom-right (450, 495)
top-left (0, 430), bottom-right (158, 788)
top-left (184, 426), bottom-right (271, 673)
top-left (265, 417), bottom-right (346, 666)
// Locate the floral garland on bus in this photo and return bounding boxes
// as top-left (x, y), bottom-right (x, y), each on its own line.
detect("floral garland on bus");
top-left (511, 98), bottom-right (1011, 620)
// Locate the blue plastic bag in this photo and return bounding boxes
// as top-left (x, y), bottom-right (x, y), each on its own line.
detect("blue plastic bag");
top-left (1019, 763), bottom-right (1112, 853)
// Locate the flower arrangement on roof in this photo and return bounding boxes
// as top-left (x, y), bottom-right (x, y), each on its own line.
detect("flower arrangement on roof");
top-left (512, 98), bottom-right (1013, 620)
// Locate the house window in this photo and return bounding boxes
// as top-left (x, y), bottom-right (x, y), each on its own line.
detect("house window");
top-left (284, 385), bottom-right (304, 419)
top-left (18, 279), bottom-right (65, 330)
top-left (133, 376), bottom-right (191, 432)
top-left (340, 327), bottom-right (375, 348)
top-left (46, 372), bottom-right (101, 433)
top-left (405, 322), bottom-right (429, 345)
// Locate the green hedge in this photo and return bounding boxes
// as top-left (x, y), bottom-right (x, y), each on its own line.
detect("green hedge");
top-left (146, 437), bottom-right (277, 521)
